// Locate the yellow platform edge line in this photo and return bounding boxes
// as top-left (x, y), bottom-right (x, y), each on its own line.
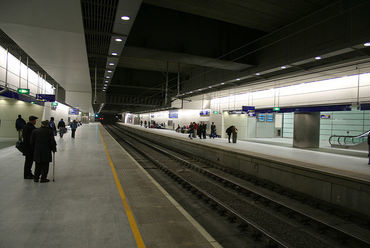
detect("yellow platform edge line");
top-left (99, 127), bottom-right (146, 248)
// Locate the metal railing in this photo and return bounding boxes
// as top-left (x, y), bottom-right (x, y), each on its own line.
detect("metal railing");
top-left (329, 130), bottom-right (369, 146)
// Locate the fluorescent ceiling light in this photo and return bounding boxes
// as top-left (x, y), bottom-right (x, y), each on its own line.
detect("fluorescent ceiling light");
top-left (198, 89), bottom-right (202, 91)
top-left (105, 80), bottom-right (108, 83)
top-left (107, 70), bottom-right (112, 73)
top-left (236, 78), bottom-right (240, 81)
top-left (208, 86), bottom-right (212, 88)
top-left (115, 38), bottom-right (123, 42)
top-left (109, 63), bottom-right (114, 66)
top-left (281, 66), bottom-right (287, 69)
top-left (255, 73), bottom-right (260, 76)
top-left (111, 52), bottom-right (118, 56)
top-left (121, 16), bottom-right (130, 21)
top-left (190, 91), bottom-right (193, 93)
top-left (364, 42), bottom-right (370, 47)
top-left (106, 76), bottom-right (110, 78)
top-left (315, 56), bottom-right (322, 60)
top-left (220, 82), bottom-right (225, 85)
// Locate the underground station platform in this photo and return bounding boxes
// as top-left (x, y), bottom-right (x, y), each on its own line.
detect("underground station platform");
top-left (1, 123), bottom-right (369, 248)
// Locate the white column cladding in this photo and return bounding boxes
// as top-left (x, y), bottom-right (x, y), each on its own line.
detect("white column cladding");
top-left (293, 112), bottom-right (320, 148)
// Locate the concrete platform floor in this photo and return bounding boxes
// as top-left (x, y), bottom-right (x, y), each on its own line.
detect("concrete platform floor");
top-left (122, 124), bottom-right (370, 181)
top-left (0, 123), bottom-right (217, 248)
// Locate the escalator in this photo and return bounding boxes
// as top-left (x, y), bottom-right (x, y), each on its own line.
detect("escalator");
top-left (329, 130), bottom-right (369, 150)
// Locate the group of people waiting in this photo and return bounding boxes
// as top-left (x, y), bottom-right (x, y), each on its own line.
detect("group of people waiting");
top-left (15, 115), bottom-right (80, 182)
top-left (185, 122), bottom-right (217, 140)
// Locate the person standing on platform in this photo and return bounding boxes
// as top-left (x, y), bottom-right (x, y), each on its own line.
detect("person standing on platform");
top-left (188, 122), bottom-right (194, 139)
top-left (140, 120), bottom-right (143, 126)
top-left (31, 120), bottom-right (56, 183)
top-left (202, 123), bottom-right (207, 139)
top-left (57, 119), bottom-right (66, 138)
top-left (210, 122), bottom-right (216, 139)
top-left (49, 117), bottom-right (57, 136)
top-left (15, 115), bottom-right (26, 140)
top-left (232, 126), bottom-right (238, 143)
top-left (70, 120), bottom-right (78, 138)
top-left (22, 115), bottom-right (38, 179)
top-left (226, 126), bottom-right (233, 143)
top-left (197, 123), bottom-right (202, 139)
top-left (193, 122), bottom-right (197, 138)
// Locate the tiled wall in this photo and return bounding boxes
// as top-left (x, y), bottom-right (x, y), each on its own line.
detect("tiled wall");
top-left (282, 110), bottom-right (370, 142)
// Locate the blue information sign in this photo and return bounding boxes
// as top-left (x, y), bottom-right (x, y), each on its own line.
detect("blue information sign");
top-left (36, 94), bottom-right (55, 102)
top-left (258, 114), bottom-right (265, 122)
top-left (69, 108), bottom-right (79, 115)
top-left (169, 110), bottom-right (178, 118)
top-left (266, 114), bottom-right (274, 122)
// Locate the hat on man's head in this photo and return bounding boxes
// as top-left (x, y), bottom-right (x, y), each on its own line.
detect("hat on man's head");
top-left (41, 120), bottom-right (49, 126)
top-left (29, 116), bottom-right (38, 121)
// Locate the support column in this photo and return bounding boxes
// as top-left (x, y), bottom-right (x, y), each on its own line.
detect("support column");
top-left (293, 112), bottom-right (320, 148)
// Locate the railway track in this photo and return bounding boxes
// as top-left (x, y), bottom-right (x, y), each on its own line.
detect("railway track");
top-left (105, 124), bottom-right (370, 248)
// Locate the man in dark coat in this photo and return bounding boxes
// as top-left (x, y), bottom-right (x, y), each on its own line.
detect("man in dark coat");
top-left (57, 119), bottom-right (66, 138)
top-left (22, 115), bottom-right (38, 179)
top-left (31, 120), bottom-right (57, 183)
top-left (49, 117), bottom-right (57, 136)
top-left (15, 114), bottom-right (26, 140)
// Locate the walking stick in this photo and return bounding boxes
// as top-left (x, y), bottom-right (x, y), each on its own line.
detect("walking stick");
top-left (53, 152), bottom-right (55, 182)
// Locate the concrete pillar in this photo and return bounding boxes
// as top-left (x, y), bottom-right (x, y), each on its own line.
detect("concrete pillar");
top-left (293, 112), bottom-right (320, 148)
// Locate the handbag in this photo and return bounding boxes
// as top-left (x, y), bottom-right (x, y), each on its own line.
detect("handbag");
top-left (16, 140), bottom-right (24, 153)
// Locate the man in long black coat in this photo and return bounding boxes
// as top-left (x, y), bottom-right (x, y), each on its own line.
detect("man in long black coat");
top-left (22, 115), bottom-right (38, 179)
top-left (31, 120), bottom-right (57, 183)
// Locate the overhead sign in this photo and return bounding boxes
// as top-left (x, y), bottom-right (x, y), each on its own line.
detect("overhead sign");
top-left (36, 94), bottom-right (55, 102)
top-left (258, 114), bottom-right (265, 122)
top-left (213, 111), bottom-right (219, 114)
top-left (69, 108), bottom-right (79, 115)
top-left (267, 113), bottom-right (274, 122)
top-left (17, 88), bottom-right (30, 94)
top-left (169, 110), bottom-right (178, 119)
top-left (320, 114), bottom-right (331, 119)
top-left (200, 110), bottom-right (210, 116)
top-left (273, 107), bottom-right (280, 111)
top-left (51, 102), bottom-right (58, 106)
top-left (242, 106), bottom-right (255, 111)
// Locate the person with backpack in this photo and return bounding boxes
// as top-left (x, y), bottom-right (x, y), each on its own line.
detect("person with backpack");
top-left (57, 119), bottom-right (66, 138)
top-left (70, 120), bottom-right (78, 138)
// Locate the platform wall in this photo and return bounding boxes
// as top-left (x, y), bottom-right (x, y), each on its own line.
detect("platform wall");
top-left (0, 98), bottom-right (43, 138)
top-left (121, 125), bottom-right (370, 218)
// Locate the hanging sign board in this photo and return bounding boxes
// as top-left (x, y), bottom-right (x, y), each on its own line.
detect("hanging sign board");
top-left (17, 88), bottom-right (30, 94)
top-left (36, 94), bottom-right (55, 102)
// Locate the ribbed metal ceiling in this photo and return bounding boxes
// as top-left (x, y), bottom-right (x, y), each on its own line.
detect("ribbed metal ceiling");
top-left (81, 0), bottom-right (119, 89)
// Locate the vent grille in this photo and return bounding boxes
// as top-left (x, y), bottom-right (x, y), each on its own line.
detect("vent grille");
top-left (81, 0), bottom-right (118, 88)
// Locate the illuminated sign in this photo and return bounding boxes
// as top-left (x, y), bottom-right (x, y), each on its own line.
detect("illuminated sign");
top-left (273, 107), bottom-right (280, 111)
top-left (200, 110), bottom-right (210, 116)
top-left (169, 110), bottom-right (178, 118)
top-left (36, 94), bottom-right (55, 102)
top-left (17, 88), bottom-right (30, 94)
top-left (69, 108), bottom-right (79, 115)
top-left (213, 111), bottom-right (219, 114)
top-left (258, 114), bottom-right (265, 122)
top-left (51, 102), bottom-right (58, 106)
top-left (267, 114), bottom-right (274, 122)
